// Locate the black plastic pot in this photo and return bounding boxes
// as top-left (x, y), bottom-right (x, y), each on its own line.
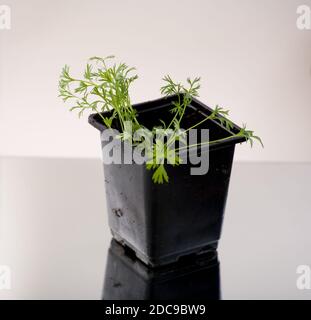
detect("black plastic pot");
top-left (89, 95), bottom-right (245, 267)
top-left (103, 239), bottom-right (220, 300)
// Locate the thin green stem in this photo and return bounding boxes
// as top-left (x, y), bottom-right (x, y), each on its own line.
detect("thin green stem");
top-left (173, 133), bottom-right (241, 152)
top-left (166, 93), bottom-right (181, 130)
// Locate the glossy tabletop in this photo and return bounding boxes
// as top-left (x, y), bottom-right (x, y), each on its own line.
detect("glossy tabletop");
top-left (0, 157), bottom-right (310, 300)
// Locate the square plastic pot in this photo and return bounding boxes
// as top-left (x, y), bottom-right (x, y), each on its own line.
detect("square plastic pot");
top-left (89, 95), bottom-right (245, 267)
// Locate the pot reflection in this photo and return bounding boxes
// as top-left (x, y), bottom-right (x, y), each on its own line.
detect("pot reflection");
top-left (103, 239), bottom-right (221, 300)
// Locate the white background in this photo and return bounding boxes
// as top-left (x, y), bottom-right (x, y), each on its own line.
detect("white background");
top-left (1, 0), bottom-right (311, 161)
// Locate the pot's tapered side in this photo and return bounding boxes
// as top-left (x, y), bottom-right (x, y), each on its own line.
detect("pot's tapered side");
top-left (103, 161), bottom-right (152, 261)
top-left (143, 145), bottom-right (236, 266)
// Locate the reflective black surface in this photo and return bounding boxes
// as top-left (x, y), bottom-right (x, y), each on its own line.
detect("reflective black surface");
top-left (103, 239), bottom-right (220, 300)
top-left (1, 158), bottom-right (311, 299)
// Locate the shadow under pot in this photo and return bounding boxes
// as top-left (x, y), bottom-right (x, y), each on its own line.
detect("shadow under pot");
top-left (103, 239), bottom-right (221, 300)
top-left (89, 95), bottom-right (245, 267)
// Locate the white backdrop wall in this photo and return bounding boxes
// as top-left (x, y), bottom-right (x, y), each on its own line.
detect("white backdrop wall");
top-left (0, 0), bottom-right (311, 161)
